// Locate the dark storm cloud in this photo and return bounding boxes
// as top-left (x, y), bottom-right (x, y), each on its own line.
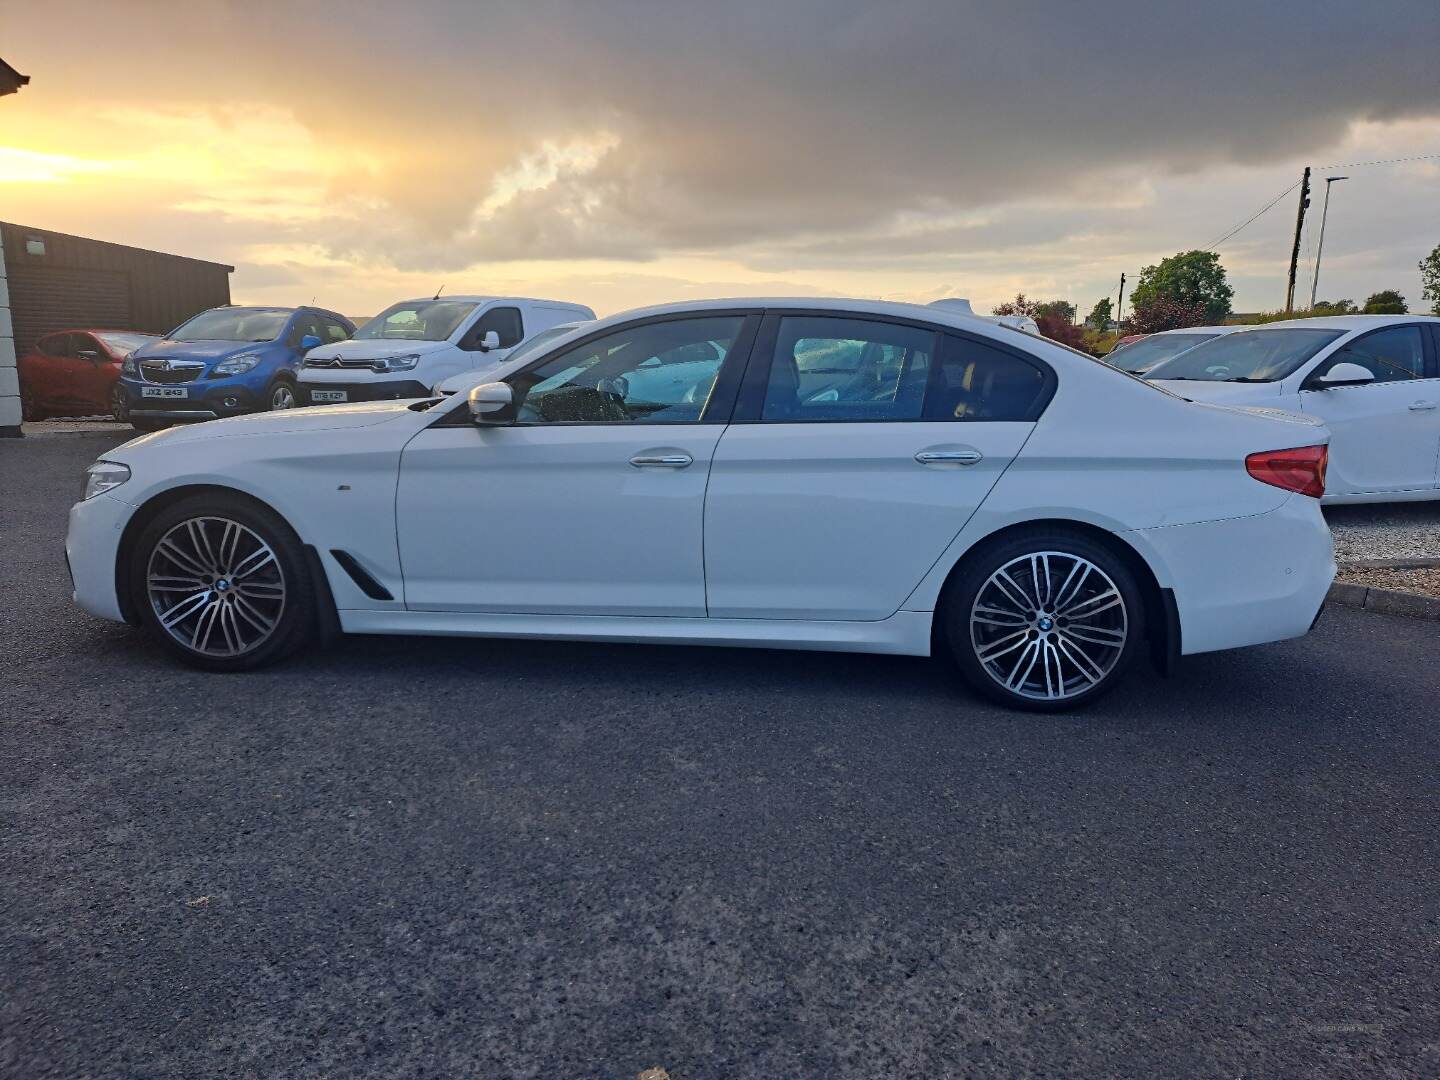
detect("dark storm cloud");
top-left (23, 0), bottom-right (1440, 267)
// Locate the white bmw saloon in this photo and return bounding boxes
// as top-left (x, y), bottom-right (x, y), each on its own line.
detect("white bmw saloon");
top-left (67, 298), bottom-right (1336, 711)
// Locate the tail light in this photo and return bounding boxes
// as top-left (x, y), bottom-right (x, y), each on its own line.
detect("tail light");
top-left (1246, 444), bottom-right (1328, 498)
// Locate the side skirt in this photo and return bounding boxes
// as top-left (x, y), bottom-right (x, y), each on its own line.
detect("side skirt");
top-left (337, 608), bottom-right (935, 657)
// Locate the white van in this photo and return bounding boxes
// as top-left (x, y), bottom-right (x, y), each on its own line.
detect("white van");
top-left (298, 296), bottom-right (595, 404)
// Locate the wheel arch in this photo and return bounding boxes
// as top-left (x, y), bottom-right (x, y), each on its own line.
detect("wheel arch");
top-left (114, 484), bottom-right (332, 631)
top-left (930, 517), bottom-right (1178, 674)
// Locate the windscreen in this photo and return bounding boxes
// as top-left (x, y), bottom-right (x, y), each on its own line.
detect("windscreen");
top-left (170, 309), bottom-right (290, 343)
top-left (1145, 328), bottom-right (1343, 382)
top-left (355, 301), bottom-right (479, 342)
top-left (1108, 333), bottom-right (1215, 374)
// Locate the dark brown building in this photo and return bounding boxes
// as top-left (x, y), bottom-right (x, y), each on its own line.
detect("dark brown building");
top-left (1, 222), bottom-right (233, 356)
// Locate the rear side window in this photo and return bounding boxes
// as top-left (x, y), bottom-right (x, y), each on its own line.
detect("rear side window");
top-left (762, 316), bottom-right (935, 421)
top-left (39, 334), bottom-right (70, 357)
top-left (473, 306), bottom-right (524, 348)
top-left (929, 335), bottom-right (1049, 421)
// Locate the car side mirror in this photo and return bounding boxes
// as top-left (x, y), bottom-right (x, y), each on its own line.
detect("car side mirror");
top-left (299, 334), bottom-right (322, 351)
top-left (1313, 361), bottom-right (1375, 388)
top-left (477, 330), bottom-right (501, 353)
top-left (468, 381), bottom-right (515, 425)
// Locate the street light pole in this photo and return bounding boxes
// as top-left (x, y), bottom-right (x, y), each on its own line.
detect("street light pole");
top-left (1308, 175), bottom-right (1348, 310)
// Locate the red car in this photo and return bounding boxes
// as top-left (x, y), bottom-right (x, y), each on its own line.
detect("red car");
top-left (19, 329), bottom-right (161, 421)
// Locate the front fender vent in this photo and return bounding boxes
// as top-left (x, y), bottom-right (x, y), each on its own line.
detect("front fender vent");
top-left (329, 549), bottom-right (394, 601)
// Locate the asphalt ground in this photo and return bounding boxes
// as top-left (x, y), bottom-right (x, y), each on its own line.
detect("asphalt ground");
top-left (3, 431), bottom-right (1438, 1079)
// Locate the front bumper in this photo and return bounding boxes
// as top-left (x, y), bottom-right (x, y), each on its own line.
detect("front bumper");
top-left (66, 492), bottom-right (135, 623)
top-left (1125, 494), bottom-right (1335, 656)
top-left (118, 376), bottom-right (262, 420)
top-left (298, 378), bottom-right (431, 406)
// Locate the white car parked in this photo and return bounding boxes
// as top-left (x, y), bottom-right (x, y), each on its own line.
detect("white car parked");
top-left (299, 296), bottom-right (594, 404)
top-left (68, 298), bottom-right (1335, 710)
top-left (1107, 325), bottom-right (1247, 376)
top-left (1146, 315), bottom-right (1440, 503)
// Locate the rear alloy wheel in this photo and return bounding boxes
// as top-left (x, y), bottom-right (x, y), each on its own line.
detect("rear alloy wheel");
top-left (132, 496), bottom-right (315, 670)
top-left (268, 380), bottom-right (297, 411)
top-left (945, 532), bottom-right (1145, 711)
top-left (110, 384), bottom-right (130, 423)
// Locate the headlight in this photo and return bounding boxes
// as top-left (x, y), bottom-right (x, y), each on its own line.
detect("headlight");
top-left (371, 354), bottom-right (420, 373)
top-left (83, 461), bottom-right (131, 501)
top-left (121, 354), bottom-right (138, 375)
top-left (212, 352), bottom-right (263, 377)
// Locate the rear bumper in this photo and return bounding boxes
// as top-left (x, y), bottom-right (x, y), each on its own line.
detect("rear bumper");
top-left (1124, 495), bottom-right (1334, 656)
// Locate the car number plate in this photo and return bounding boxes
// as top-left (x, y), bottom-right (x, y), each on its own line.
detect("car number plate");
top-left (310, 390), bottom-right (348, 402)
top-left (140, 387), bottom-right (187, 399)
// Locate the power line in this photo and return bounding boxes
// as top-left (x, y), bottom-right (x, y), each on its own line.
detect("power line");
top-left (1313, 152), bottom-right (1440, 169)
top-left (1203, 179), bottom-right (1302, 250)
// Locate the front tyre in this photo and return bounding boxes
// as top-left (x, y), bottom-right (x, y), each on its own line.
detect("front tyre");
top-left (130, 495), bottom-right (315, 671)
top-left (110, 384), bottom-right (130, 423)
top-left (943, 530), bottom-right (1145, 712)
top-left (267, 378), bottom-right (297, 411)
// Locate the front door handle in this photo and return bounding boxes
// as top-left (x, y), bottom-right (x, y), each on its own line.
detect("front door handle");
top-left (1408, 400), bottom-right (1438, 411)
top-left (915, 449), bottom-right (983, 466)
top-left (629, 453), bottom-right (693, 468)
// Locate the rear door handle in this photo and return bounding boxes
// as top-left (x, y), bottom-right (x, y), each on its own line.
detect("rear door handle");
top-left (915, 449), bottom-right (983, 466)
top-left (1408, 400), bottom-right (1438, 411)
top-left (629, 453), bottom-right (693, 468)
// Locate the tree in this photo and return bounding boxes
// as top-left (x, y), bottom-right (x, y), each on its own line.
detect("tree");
top-left (1035, 300), bottom-right (1076, 325)
top-left (992, 293), bottom-right (1041, 317)
top-left (1362, 290), bottom-right (1408, 314)
top-left (1420, 244), bottom-right (1440, 316)
top-left (1128, 250), bottom-right (1233, 323)
top-left (1127, 294), bottom-right (1210, 336)
top-left (1087, 297), bottom-right (1112, 330)
top-left (992, 294), bottom-right (1090, 351)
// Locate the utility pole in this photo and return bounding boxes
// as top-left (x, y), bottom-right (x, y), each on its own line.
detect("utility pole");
top-left (1116, 273), bottom-right (1126, 333)
top-left (1284, 166), bottom-right (1311, 313)
top-left (1308, 175), bottom-right (1348, 310)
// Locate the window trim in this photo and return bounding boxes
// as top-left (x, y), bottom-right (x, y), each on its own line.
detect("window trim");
top-left (1300, 324), bottom-right (1428, 390)
top-left (730, 309), bottom-right (1057, 424)
top-left (430, 309), bottom-right (764, 429)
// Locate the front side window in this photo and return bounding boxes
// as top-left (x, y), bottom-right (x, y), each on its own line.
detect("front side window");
top-left (1144, 328), bottom-right (1342, 383)
top-left (320, 318), bottom-right (351, 343)
top-left (1310, 326), bottom-right (1425, 385)
top-left (39, 334), bottom-right (70, 357)
top-left (287, 313), bottom-right (325, 347)
top-left (470, 306), bottom-right (524, 349)
top-left (762, 317), bottom-right (934, 421)
top-left (170, 308), bottom-right (291, 343)
top-left (513, 316), bottom-right (745, 424)
top-left (355, 300), bottom-right (478, 342)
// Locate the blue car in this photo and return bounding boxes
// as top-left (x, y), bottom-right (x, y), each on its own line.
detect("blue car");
top-left (117, 306), bottom-right (354, 431)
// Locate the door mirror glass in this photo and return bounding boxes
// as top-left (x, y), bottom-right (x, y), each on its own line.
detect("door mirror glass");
top-left (478, 330), bottom-right (501, 352)
top-left (468, 381), bottom-right (515, 425)
top-left (1313, 361), bottom-right (1376, 388)
top-left (299, 334), bottom-right (322, 351)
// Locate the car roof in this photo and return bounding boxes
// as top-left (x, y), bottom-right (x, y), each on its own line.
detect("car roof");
top-left (1153, 325), bottom-right (1244, 336)
top-left (387, 295), bottom-right (591, 307)
top-left (589, 296), bottom-right (1040, 337)
top-left (1243, 314), bottom-right (1440, 332)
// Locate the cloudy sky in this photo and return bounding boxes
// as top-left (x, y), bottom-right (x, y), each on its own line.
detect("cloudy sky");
top-left (2, 0), bottom-right (1438, 320)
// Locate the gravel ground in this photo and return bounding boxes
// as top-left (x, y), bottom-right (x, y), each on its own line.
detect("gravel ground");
top-left (5, 433), bottom-right (1440, 1080)
top-left (1325, 502), bottom-right (1440, 563)
top-left (1336, 566), bottom-right (1440, 599)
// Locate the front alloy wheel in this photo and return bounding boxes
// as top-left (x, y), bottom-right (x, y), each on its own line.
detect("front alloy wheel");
top-left (133, 496), bottom-right (316, 670)
top-left (269, 381), bottom-right (297, 410)
top-left (946, 532), bottom-right (1144, 711)
top-left (110, 384), bottom-right (130, 423)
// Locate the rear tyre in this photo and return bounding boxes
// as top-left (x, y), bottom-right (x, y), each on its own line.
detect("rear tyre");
top-left (942, 529), bottom-right (1146, 712)
top-left (267, 378), bottom-right (297, 411)
top-left (21, 385), bottom-right (44, 422)
top-left (110, 384), bottom-right (130, 424)
top-left (129, 494), bottom-right (316, 671)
